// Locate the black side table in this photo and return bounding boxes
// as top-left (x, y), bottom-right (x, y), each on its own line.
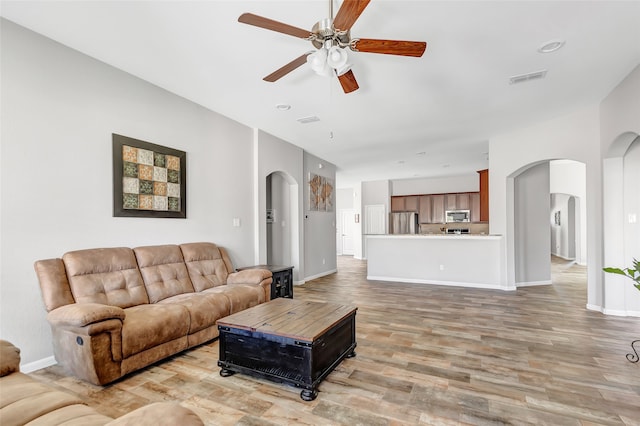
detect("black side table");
top-left (236, 265), bottom-right (293, 299)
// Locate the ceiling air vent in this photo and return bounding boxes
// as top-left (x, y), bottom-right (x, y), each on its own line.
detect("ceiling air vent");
top-left (297, 116), bottom-right (320, 124)
top-left (509, 70), bottom-right (547, 85)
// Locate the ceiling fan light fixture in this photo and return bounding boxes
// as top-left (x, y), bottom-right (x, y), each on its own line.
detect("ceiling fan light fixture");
top-left (307, 49), bottom-right (332, 76)
top-left (239, 1), bottom-right (427, 93)
top-left (327, 46), bottom-right (348, 69)
top-left (334, 62), bottom-right (352, 77)
top-left (309, 45), bottom-right (351, 76)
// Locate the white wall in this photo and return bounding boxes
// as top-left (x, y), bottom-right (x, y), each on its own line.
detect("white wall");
top-left (391, 174), bottom-right (479, 195)
top-left (303, 152), bottom-right (337, 279)
top-left (600, 64), bottom-right (640, 316)
top-left (489, 105), bottom-right (602, 295)
top-left (621, 140), bottom-right (640, 313)
top-left (337, 188), bottom-right (354, 210)
top-left (0, 20), bottom-right (257, 364)
top-left (255, 130), bottom-right (304, 282)
top-left (514, 162), bottom-right (551, 285)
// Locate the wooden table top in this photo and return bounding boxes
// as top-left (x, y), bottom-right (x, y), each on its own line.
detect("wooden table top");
top-left (236, 265), bottom-right (293, 273)
top-left (216, 298), bottom-right (357, 342)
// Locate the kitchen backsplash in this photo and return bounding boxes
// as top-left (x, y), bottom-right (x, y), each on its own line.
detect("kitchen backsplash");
top-left (419, 223), bottom-right (490, 235)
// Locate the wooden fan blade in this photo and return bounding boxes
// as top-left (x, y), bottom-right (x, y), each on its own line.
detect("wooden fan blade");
top-left (351, 38), bottom-right (427, 57)
top-left (333, 0), bottom-right (371, 32)
top-left (337, 70), bottom-right (359, 94)
top-left (238, 13), bottom-right (313, 39)
top-left (263, 52), bottom-right (312, 82)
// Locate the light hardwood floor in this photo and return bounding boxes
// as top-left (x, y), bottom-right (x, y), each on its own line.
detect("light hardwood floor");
top-left (32, 256), bottom-right (639, 425)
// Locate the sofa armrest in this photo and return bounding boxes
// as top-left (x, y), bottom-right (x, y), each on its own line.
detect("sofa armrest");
top-left (227, 269), bottom-right (273, 301)
top-left (106, 402), bottom-right (204, 426)
top-left (227, 269), bottom-right (272, 285)
top-left (47, 307), bottom-right (125, 384)
top-left (0, 340), bottom-right (21, 376)
top-left (47, 303), bottom-right (125, 327)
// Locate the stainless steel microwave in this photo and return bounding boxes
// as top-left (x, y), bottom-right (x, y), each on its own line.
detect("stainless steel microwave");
top-left (445, 210), bottom-right (470, 222)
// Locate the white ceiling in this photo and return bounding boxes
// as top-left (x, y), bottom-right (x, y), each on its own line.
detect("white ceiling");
top-left (2, 1), bottom-right (639, 188)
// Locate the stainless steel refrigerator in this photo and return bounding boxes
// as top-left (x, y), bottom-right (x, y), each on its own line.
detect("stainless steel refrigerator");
top-left (389, 212), bottom-right (418, 234)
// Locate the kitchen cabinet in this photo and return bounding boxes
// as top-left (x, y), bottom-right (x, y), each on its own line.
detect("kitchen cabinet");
top-left (392, 189), bottom-right (483, 224)
top-left (478, 169), bottom-right (489, 222)
top-left (470, 192), bottom-right (481, 222)
top-left (456, 193), bottom-right (470, 210)
top-left (445, 194), bottom-right (457, 210)
top-left (391, 196), bottom-right (418, 212)
top-left (419, 195), bottom-right (431, 223)
top-left (391, 196), bottom-right (405, 212)
top-left (431, 194), bottom-right (445, 223)
top-left (404, 196), bottom-right (419, 212)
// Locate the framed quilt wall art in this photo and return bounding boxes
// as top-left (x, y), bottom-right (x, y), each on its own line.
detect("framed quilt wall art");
top-left (112, 133), bottom-right (186, 218)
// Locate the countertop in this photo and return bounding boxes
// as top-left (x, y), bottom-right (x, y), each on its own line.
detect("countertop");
top-left (366, 234), bottom-right (502, 239)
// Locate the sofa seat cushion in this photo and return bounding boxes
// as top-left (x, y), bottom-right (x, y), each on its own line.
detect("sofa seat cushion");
top-left (158, 292), bottom-right (230, 334)
top-left (25, 404), bottom-right (113, 426)
top-left (121, 305), bottom-right (190, 358)
top-left (0, 372), bottom-right (86, 425)
top-left (203, 285), bottom-right (265, 314)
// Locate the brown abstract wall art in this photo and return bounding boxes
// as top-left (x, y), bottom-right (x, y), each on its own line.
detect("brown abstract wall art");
top-left (308, 173), bottom-right (334, 212)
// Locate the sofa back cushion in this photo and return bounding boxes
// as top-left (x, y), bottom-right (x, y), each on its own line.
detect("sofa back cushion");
top-left (134, 244), bottom-right (195, 303)
top-left (62, 247), bottom-right (149, 308)
top-left (180, 243), bottom-right (233, 291)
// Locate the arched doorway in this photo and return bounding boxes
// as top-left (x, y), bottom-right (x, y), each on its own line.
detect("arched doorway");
top-left (266, 171), bottom-right (299, 269)
top-left (510, 159), bottom-right (587, 287)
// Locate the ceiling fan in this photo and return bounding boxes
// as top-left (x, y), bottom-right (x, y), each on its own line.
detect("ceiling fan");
top-left (238, 0), bottom-right (427, 94)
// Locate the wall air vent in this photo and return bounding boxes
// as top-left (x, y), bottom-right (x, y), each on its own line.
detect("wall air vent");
top-left (297, 116), bottom-right (321, 124)
top-left (509, 70), bottom-right (547, 85)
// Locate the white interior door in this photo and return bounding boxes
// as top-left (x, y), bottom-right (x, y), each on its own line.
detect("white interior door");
top-left (340, 209), bottom-right (355, 255)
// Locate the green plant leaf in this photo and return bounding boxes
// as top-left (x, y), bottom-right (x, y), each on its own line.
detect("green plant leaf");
top-left (603, 267), bottom-right (627, 275)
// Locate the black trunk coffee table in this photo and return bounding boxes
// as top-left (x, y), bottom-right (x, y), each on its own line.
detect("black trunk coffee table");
top-left (217, 298), bottom-right (357, 401)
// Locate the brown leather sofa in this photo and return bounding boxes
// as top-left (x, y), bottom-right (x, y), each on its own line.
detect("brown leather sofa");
top-left (34, 242), bottom-right (272, 385)
top-left (0, 340), bottom-right (204, 426)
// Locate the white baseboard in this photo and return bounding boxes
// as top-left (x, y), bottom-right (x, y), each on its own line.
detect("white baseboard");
top-left (366, 276), bottom-right (511, 291)
top-left (602, 308), bottom-right (640, 317)
top-left (516, 280), bottom-right (552, 287)
top-left (21, 356), bottom-right (56, 374)
top-left (304, 269), bottom-right (337, 282)
top-left (586, 304), bottom-right (640, 317)
top-left (586, 303), bottom-right (603, 313)
top-left (551, 253), bottom-right (576, 261)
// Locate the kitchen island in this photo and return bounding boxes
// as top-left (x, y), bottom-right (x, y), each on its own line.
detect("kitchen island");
top-left (366, 234), bottom-right (507, 290)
